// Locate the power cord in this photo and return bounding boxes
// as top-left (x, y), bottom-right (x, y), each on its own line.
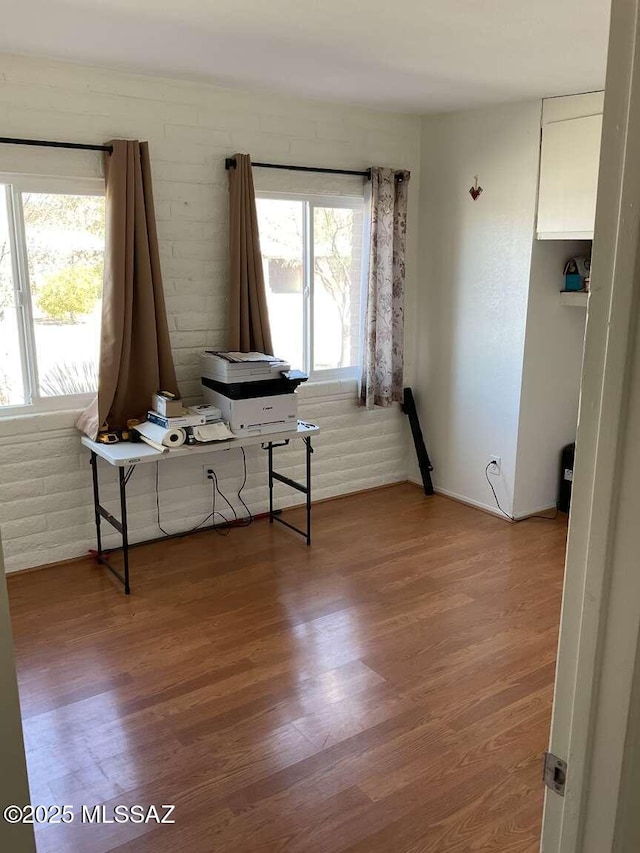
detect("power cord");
top-left (485, 462), bottom-right (514, 520)
top-left (155, 462), bottom-right (216, 537)
top-left (485, 462), bottom-right (559, 522)
top-left (235, 447), bottom-right (254, 526)
top-left (206, 448), bottom-right (254, 530)
top-left (208, 468), bottom-right (233, 536)
top-left (206, 466), bottom-right (234, 535)
top-left (154, 450), bottom-right (255, 539)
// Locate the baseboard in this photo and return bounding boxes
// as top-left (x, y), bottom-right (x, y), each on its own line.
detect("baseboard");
top-left (513, 505), bottom-right (559, 520)
top-left (5, 553), bottom-right (91, 579)
top-left (315, 479), bottom-right (409, 505)
top-left (407, 476), bottom-right (514, 522)
top-left (5, 479), bottom-right (411, 578)
top-left (434, 487), bottom-right (514, 521)
top-left (408, 476), bottom-right (559, 523)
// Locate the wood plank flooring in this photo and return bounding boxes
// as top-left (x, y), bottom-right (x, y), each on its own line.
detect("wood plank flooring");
top-left (7, 485), bottom-right (567, 853)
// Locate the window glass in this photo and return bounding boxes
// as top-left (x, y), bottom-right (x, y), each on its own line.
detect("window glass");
top-left (257, 194), bottom-right (365, 378)
top-left (22, 192), bottom-right (105, 397)
top-left (313, 205), bottom-right (362, 371)
top-left (0, 187), bottom-right (25, 407)
top-left (256, 197), bottom-right (304, 369)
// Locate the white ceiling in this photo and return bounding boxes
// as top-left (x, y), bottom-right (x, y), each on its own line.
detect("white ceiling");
top-left (0, 0), bottom-right (611, 112)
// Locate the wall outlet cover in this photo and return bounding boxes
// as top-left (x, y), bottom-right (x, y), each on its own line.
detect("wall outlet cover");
top-left (488, 455), bottom-right (502, 475)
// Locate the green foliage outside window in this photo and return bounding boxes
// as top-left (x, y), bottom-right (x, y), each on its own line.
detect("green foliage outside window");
top-left (38, 264), bottom-right (102, 322)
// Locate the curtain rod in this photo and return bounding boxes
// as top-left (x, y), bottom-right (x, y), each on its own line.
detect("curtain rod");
top-left (0, 136), bottom-right (113, 154)
top-left (225, 157), bottom-right (371, 180)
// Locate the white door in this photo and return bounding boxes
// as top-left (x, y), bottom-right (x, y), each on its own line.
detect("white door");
top-left (541, 0), bottom-right (640, 850)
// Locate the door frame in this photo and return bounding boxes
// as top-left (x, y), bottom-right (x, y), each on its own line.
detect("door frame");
top-left (541, 0), bottom-right (640, 849)
top-left (0, 533), bottom-right (35, 852)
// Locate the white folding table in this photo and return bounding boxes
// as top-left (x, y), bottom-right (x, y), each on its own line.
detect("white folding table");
top-left (81, 421), bottom-right (319, 594)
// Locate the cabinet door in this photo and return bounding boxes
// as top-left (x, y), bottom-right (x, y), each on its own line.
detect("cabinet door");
top-left (537, 113), bottom-right (603, 239)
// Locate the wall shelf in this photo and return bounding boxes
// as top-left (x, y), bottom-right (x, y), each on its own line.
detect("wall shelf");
top-left (538, 231), bottom-right (594, 241)
top-left (560, 291), bottom-right (589, 307)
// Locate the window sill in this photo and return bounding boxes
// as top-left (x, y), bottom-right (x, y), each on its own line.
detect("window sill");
top-left (0, 407), bottom-right (84, 437)
top-left (298, 377), bottom-right (359, 401)
top-left (0, 393), bottom-right (94, 419)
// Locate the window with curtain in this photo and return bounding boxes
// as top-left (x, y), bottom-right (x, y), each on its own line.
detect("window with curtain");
top-left (0, 177), bottom-right (105, 413)
top-left (256, 192), bottom-right (365, 379)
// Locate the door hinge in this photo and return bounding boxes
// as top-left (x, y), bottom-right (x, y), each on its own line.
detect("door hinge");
top-left (543, 751), bottom-right (567, 797)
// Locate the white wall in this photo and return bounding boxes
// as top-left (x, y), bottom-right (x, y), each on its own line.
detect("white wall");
top-left (415, 101), bottom-right (542, 517)
top-left (513, 239), bottom-right (590, 518)
top-left (0, 54), bottom-right (420, 572)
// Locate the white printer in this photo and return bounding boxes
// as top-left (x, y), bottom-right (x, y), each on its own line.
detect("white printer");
top-left (200, 352), bottom-right (307, 437)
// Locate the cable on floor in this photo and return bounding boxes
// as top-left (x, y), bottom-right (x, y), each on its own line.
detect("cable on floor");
top-left (485, 462), bottom-right (560, 522)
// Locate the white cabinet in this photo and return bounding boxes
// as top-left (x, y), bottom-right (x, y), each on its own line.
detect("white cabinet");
top-left (537, 93), bottom-right (604, 240)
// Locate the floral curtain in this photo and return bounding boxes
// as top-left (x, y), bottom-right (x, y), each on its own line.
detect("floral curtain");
top-left (360, 167), bottom-right (410, 409)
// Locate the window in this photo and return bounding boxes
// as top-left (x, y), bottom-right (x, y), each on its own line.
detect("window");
top-left (256, 193), bottom-right (365, 380)
top-left (0, 177), bottom-right (105, 414)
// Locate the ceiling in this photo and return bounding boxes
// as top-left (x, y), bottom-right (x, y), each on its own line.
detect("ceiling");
top-left (0, 0), bottom-right (612, 112)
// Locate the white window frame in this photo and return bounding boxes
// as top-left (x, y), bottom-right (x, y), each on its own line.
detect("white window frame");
top-left (256, 191), bottom-right (367, 383)
top-left (0, 174), bottom-right (105, 418)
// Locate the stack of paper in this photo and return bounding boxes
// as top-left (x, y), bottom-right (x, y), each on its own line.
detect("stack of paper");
top-left (192, 422), bottom-right (236, 443)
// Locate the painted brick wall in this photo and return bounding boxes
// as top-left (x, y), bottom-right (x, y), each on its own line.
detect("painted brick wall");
top-left (0, 55), bottom-right (420, 572)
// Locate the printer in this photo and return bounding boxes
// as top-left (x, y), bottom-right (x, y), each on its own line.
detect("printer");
top-left (200, 351), bottom-right (307, 437)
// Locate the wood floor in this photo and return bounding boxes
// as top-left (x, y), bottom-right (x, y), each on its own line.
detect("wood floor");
top-left (7, 485), bottom-right (567, 853)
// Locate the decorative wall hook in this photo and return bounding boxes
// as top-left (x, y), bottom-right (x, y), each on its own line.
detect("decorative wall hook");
top-left (469, 176), bottom-right (483, 201)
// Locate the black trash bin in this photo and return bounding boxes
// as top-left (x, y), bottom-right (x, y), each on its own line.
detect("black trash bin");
top-left (558, 443), bottom-right (575, 513)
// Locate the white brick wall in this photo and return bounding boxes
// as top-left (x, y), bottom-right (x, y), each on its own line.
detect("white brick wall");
top-left (0, 54), bottom-right (420, 572)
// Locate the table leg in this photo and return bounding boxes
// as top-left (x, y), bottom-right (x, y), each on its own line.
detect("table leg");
top-left (305, 436), bottom-right (312, 546)
top-left (268, 442), bottom-right (274, 524)
top-left (118, 466), bottom-right (131, 595)
top-left (90, 451), bottom-right (103, 556)
top-left (267, 436), bottom-right (313, 544)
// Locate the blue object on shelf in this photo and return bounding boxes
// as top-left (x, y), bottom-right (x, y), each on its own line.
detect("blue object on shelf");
top-left (563, 257), bottom-right (591, 292)
top-left (564, 273), bottom-right (583, 292)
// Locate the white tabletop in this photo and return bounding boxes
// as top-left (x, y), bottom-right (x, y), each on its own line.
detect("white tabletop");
top-left (81, 421), bottom-right (319, 467)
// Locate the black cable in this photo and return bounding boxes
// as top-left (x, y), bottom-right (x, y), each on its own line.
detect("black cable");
top-left (485, 463), bottom-right (514, 521)
top-left (485, 463), bottom-right (560, 523)
top-left (235, 447), bottom-right (254, 526)
top-left (213, 469), bottom-right (237, 520)
top-left (154, 451), bottom-right (255, 539)
top-left (155, 462), bottom-right (215, 537)
top-left (530, 505), bottom-right (560, 521)
top-left (208, 449), bottom-right (254, 530)
top-left (207, 467), bottom-right (234, 535)
top-left (211, 476), bottom-right (232, 536)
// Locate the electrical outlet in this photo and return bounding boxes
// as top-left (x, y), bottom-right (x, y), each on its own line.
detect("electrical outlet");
top-left (202, 465), bottom-right (215, 484)
top-left (488, 455), bottom-right (502, 476)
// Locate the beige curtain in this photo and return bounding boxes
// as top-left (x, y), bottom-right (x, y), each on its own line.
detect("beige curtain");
top-left (360, 167), bottom-right (410, 409)
top-left (228, 154), bottom-right (274, 354)
top-left (77, 140), bottom-right (179, 439)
